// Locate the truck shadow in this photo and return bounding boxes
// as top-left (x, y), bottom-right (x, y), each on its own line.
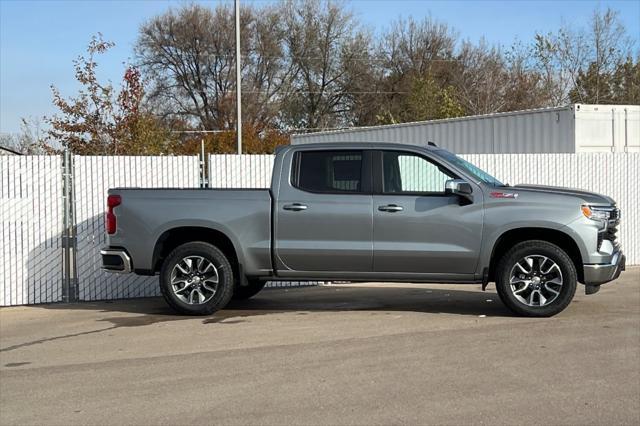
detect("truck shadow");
top-left (214, 285), bottom-right (511, 322)
top-left (35, 285), bottom-right (512, 328)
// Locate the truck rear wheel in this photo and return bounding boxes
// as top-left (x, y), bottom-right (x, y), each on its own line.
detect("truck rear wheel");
top-left (233, 280), bottom-right (266, 300)
top-left (159, 242), bottom-right (234, 315)
top-left (495, 240), bottom-right (577, 317)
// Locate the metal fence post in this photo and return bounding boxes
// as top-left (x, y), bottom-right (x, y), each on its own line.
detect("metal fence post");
top-left (200, 138), bottom-right (208, 188)
top-left (61, 149), bottom-right (78, 302)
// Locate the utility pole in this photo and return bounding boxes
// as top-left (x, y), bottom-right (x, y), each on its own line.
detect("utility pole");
top-left (235, 0), bottom-right (242, 154)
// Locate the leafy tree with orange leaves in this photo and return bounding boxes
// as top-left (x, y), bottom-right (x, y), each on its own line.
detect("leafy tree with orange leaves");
top-left (47, 34), bottom-right (175, 155)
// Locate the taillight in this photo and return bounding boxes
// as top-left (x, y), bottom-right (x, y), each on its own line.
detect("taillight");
top-left (106, 194), bottom-right (121, 235)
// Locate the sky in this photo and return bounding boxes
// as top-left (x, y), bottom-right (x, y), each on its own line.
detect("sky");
top-left (1, 0), bottom-right (639, 134)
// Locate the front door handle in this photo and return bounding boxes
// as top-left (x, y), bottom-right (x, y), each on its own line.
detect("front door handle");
top-left (378, 204), bottom-right (403, 212)
top-left (283, 203), bottom-right (308, 211)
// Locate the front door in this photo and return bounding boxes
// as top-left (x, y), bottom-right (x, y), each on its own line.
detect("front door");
top-left (275, 150), bottom-right (373, 273)
top-left (373, 150), bottom-right (483, 276)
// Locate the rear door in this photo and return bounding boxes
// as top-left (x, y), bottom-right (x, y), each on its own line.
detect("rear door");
top-left (372, 150), bottom-right (483, 276)
top-left (274, 150), bottom-right (373, 273)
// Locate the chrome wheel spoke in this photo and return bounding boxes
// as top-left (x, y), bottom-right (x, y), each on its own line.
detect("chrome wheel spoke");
top-left (202, 282), bottom-right (217, 293)
top-left (541, 258), bottom-right (558, 275)
top-left (546, 277), bottom-right (562, 286)
top-left (200, 261), bottom-right (214, 274)
top-left (185, 258), bottom-right (194, 272)
top-left (538, 291), bottom-right (547, 306)
top-left (175, 262), bottom-right (189, 275)
top-left (189, 289), bottom-right (199, 304)
top-left (196, 257), bottom-right (207, 273)
top-left (203, 276), bottom-right (218, 285)
top-left (510, 276), bottom-right (527, 285)
top-left (544, 283), bottom-right (560, 296)
top-left (174, 283), bottom-right (190, 294)
top-left (202, 270), bottom-right (219, 283)
top-left (513, 284), bottom-right (528, 295)
top-left (515, 261), bottom-right (532, 274)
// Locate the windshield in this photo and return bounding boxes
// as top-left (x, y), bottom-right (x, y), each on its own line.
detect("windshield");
top-left (435, 150), bottom-right (505, 186)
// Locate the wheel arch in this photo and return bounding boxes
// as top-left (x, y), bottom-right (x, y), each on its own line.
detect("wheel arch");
top-left (152, 226), bottom-right (241, 276)
top-left (488, 227), bottom-right (584, 283)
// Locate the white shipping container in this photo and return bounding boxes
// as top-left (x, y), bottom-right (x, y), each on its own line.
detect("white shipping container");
top-left (292, 104), bottom-right (640, 154)
top-left (574, 104), bottom-right (640, 152)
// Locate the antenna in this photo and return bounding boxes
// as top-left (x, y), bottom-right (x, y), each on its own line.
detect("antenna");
top-left (427, 141), bottom-right (437, 147)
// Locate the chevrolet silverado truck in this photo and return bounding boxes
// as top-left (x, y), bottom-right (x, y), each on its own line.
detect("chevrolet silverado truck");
top-left (101, 143), bottom-right (625, 317)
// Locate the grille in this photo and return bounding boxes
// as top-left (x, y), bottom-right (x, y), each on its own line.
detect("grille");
top-left (597, 208), bottom-right (620, 251)
top-left (609, 208), bottom-right (620, 220)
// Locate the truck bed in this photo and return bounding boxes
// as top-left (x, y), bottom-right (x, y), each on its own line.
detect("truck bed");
top-left (107, 188), bottom-right (273, 276)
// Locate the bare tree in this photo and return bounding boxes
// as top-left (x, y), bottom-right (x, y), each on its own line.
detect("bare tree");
top-left (0, 118), bottom-right (48, 154)
top-left (535, 7), bottom-right (633, 105)
top-left (379, 16), bottom-right (457, 78)
top-left (136, 3), bottom-right (295, 132)
top-left (280, 0), bottom-right (372, 129)
top-left (371, 16), bottom-right (459, 123)
top-left (502, 42), bottom-right (553, 111)
top-left (453, 40), bottom-right (508, 115)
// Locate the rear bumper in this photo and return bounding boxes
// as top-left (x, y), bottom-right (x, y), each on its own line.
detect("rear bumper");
top-left (100, 248), bottom-right (132, 274)
top-left (583, 251), bottom-right (625, 286)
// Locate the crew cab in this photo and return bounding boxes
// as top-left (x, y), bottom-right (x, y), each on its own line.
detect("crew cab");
top-left (101, 143), bottom-right (625, 317)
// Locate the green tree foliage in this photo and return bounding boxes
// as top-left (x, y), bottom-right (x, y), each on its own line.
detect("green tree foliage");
top-left (570, 57), bottom-right (640, 104)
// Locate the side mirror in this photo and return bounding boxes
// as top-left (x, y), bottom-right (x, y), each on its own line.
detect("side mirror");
top-left (445, 179), bottom-right (473, 203)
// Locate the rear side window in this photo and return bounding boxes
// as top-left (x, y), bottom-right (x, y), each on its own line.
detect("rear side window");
top-left (293, 151), bottom-right (363, 193)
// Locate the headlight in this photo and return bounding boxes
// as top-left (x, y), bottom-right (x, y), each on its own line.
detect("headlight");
top-left (581, 205), bottom-right (612, 221)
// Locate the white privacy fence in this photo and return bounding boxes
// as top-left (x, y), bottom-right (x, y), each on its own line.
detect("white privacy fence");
top-left (1, 156), bottom-right (64, 305)
top-left (209, 154), bottom-right (275, 188)
top-left (0, 153), bottom-right (638, 306)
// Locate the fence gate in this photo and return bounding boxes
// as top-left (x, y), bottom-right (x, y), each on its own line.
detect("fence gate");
top-left (1, 156), bottom-right (65, 305)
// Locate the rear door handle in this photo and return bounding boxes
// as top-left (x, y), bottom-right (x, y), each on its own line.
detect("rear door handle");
top-left (283, 203), bottom-right (308, 211)
top-left (378, 204), bottom-right (403, 212)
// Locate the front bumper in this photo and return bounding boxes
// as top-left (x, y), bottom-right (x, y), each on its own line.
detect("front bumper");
top-left (100, 248), bottom-right (132, 273)
top-left (583, 251), bottom-right (625, 286)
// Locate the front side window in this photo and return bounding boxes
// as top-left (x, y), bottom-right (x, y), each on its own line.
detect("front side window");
top-left (382, 151), bottom-right (455, 194)
top-left (293, 151), bottom-right (363, 193)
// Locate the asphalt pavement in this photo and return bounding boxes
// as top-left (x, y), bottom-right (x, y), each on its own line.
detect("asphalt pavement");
top-left (1, 269), bottom-right (639, 425)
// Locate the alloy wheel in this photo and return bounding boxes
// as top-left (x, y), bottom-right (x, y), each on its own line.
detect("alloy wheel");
top-left (509, 255), bottom-right (563, 307)
top-left (170, 256), bottom-right (219, 305)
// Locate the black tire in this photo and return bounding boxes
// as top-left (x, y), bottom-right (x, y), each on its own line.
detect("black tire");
top-left (232, 280), bottom-right (266, 300)
top-left (495, 240), bottom-right (577, 317)
top-left (159, 242), bottom-right (234, 315)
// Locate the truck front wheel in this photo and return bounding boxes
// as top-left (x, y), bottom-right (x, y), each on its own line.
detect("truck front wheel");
top-left (495, 240), bottom-right (577, 317)
top-left (159, 242), bottom-right (234, 315)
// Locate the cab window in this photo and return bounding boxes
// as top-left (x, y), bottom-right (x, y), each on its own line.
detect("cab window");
top-left (293, 151), bottom-right (363, 193)
top-left (382, 151), bottom-right (455, 194)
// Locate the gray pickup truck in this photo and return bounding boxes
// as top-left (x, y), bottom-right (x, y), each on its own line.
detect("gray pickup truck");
top-left (101, 142), bottom-right (625, 317)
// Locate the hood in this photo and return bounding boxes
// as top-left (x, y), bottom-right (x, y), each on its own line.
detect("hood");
top-left (513, 184), bottom-right (615, 205)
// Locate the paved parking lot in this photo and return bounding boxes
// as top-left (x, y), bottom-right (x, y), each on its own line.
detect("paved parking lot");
top-left (1, 269), bottom-right (639, 425)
